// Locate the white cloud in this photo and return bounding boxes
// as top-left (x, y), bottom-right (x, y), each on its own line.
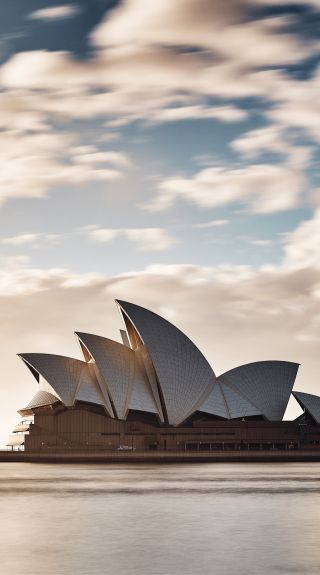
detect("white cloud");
top-left (0, 0), bottom-right (317, 209)
top-left (125, 228), bottom-right (177, 251)
top-left (71, 147), bottom-right (132, 167)
top-left (0, 1), bottom-right (316, 128)
top-left (256, 0), bottom-right (320, 7)
top-left (0, 50), bottom-right (87, 90)
top-left (251, 239), bottom-right (272, 246)
top-left (0, 130), bottom-right (128, 206)
top-left (29, 5), bottom-right (80, 21)
top-left (92, 0), bottom-right (312, 67)
top-left (269, 101), bottom-right (320, 144)
top-left (88, 227), bottom-right (177, 251)
top-left (150, 162), bottom-right (305, 214)
top-left (146, 105), bottom-right (247, 124)
top-left (193, 219), bottom-right (229, 228)
top-left (244, 237), bottom-right (273, 247)
top-left (284, 209), bottom-right (320, 269)
top-left (1, 233), bottom-right (59, 247)
top-left (88, 228), bottom-right (120, 243)
top-left (231, 126), bottom-right (292, 158)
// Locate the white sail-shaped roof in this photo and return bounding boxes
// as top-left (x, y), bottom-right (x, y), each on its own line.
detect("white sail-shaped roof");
top-left (24, 390), bottom-right (59, 410)
top-left (76, 362), bottom-right (106, 407)
top-left (128, 354), bottom-right (159, 414)
top-left (116, 300), bottom-right (216, 425)
top-left (76, 333), bottom-right (134, 419)
top-left (220, 381), bottom-right (261, 419)
top-left (199, 383), bottom-right (229, 419)
top-left (76, 332), bottom-right (160, 420)
top-left (18, 353), bottom-right (109, 412)
top-left (293, 391), bottom-right (320, 424)
top-left (199, 381), bottom-right (261, 419)
top-left (217, 361), bottom-right (299, 421)
top-left (18, 301), bottom-right (301, 427)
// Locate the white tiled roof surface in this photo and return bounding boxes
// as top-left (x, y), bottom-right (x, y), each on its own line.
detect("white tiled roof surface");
top-left (293, 391), bottom-right (320, 424)
top-left (117, 300), bottom-right (216, 425)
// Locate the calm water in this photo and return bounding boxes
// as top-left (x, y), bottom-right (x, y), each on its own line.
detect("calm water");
top-left (0, 462), bottom-right (320, 575)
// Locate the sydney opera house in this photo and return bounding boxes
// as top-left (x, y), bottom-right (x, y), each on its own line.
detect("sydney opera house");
top-left (7, 300), bottom-right (320, 454)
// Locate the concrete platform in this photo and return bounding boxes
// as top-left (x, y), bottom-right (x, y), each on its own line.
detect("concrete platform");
top-left (1, 449), bottom-right (320, 463)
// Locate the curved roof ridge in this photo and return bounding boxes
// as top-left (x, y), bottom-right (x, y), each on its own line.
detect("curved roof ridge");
top-left (220, 359), bottom-right (300, 371)
top-left (18, 352), bottom-right (83, 363)
top-left (76, 331), bottom-right (124, 346)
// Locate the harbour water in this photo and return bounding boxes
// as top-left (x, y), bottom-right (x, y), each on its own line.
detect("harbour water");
top-left (0, 462), bottom-right (319, 575)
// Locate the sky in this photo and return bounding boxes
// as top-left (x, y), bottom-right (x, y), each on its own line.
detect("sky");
top-left (0, 0), bottom-right (320, 446)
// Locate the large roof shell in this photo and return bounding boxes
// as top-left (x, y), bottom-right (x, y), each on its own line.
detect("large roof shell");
top-left (199, 381), bottom-right (261, 419)
top-left (199, 383), bottom-right (229, 419)
top-left (128, 351), bottom-right (159, 414)
top-left (216, 361), bottom-right (299, 421)
top-left (292, 391), bottom-right (320, 424)
top-left (76, 332), bottom-right (160, 419)
top-left (20, 390), bottom-right (59, 414)
top-left (76, 333), bottom-right (133, 419)
top-left (117, 300), bottom-right (216, 425)
top-left (18, 302), bottom-right (300, 426)
top-left (18, 353), bottom-right (108, 412)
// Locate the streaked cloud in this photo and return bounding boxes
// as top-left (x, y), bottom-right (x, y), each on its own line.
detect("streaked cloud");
top-left (28, 4), bottom-right (81, 21)
top-left (87, 226), bottom-right (177, 251)
top-left (150, 162), bottom-right (305, 214)
top-left (0, 130), bottom-right (129, 206)
top-left (231, 126), bottom-right (292, 159)
top-left (193, 220), bottom-right (229, 228)
top-left (92, 0), bottom-right (312, 67)
top-left (1, 233), bottom-right (59, 247)
top-left (284, 209), bottom-right (320, 269)
top-left (71, 147), bottom-right (132, 167)
top-left (0, 0), bottom-right (316, 221)
top-left (145, 105), bottom-right (248, 124)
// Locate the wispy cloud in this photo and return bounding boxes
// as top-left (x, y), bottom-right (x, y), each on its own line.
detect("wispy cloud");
top-left (193, 220), bottom-right (229, 228)
top-left (87, 227), bottom-right (177, 251)
top-left (0, 0), bottom-right (316, 214)
top-left (284, 209), bottom-right (320, 269)
top-left (0, 131), bottom-right (129, 206)
top-left (145, 105), bottom-right (247, 125)
top-left (1, 233), bottom-right (59, 247)
top-left (28, 5), bottom-right (81, 21)
top-left (231, 126), bottom-right (292, 159)
top-left (149, 162), bottom-right (306, 214)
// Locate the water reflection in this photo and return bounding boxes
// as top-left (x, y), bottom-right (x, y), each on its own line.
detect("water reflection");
top-left (0, 463), bottom-right (319, 575)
